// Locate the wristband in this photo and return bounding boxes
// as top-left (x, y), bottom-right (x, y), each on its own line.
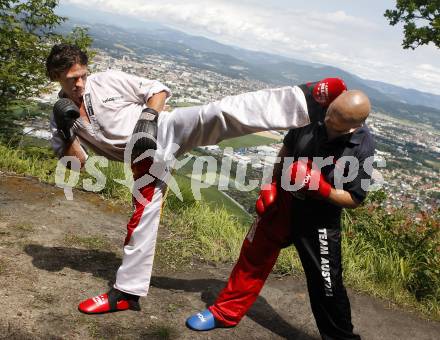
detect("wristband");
top-left (140, 107), bottom-right (159, 122)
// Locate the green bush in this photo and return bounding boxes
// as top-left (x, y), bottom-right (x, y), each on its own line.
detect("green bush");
top-left (342, 191), bottom-right (439, 317)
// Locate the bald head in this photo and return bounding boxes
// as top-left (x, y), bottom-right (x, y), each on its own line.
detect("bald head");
top-left (330, 90), bottom-right (371, 125)
top-left (324, 90), bottom-right (370, 139)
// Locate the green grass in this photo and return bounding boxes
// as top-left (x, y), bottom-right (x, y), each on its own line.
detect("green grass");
top-left (158, 185), bottom-right (247, 268)
top-left (174, 171), bottom-right (251, 224)
top-left (0, 144), bottom-right (58, 182)
top-left (13, 223), bottom-right (35, 239)
top-left (13, 223), bottom-right (35, 232)
top-left (63, 233), bottom-right (113, 251)
top-left (218, 133), bottom-right (279, 149)
top-left (95, 159), bottom-right (132, 203)
top-left (1, 143), bottom-right (439, 320)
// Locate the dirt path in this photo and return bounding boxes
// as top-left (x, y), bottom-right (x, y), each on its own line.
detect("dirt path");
top-left (0, 173), bottom-right (439, 340)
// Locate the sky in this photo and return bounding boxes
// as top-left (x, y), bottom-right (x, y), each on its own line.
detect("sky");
top-left (62, 0), bottom-right (440, 95)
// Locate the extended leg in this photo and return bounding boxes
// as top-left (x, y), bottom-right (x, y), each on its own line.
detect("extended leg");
top-left (209, 217), bottom-right (283, 327)
top-left (187, 191), bottom-right (293, 329)
top-left (157, 86), bottom-right (310, 160)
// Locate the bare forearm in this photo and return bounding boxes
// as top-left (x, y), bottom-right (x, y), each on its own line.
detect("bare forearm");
top-left (326, 189), bottom-right (359, 208)
top-left (147, 91), bottom-right (167, 112)
top-left (64, 139), bottom-right (87, 169)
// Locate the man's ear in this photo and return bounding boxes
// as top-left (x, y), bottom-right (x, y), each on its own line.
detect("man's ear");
top-left (49, 72), bottom-right (60, 82)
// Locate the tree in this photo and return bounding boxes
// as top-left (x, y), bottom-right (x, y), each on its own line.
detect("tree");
top-left (0, 0), bottom-right (93, 139)
top-left (384, 0), bottom-right (440, 49)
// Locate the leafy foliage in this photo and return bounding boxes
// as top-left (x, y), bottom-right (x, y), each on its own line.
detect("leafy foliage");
top-left (0, 0), bottom-right (93, 139)
top-left (343, 190), bottom-right (439, 310)
top-left (1, 0), bottom-right (60, 107)
top-left (384, 0), bottom-right (440, 49)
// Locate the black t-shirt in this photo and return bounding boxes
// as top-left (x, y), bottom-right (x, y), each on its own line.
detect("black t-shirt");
top-left (282, 85), bottom-right (376, 227)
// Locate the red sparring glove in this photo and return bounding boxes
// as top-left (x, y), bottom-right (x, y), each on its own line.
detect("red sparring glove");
top-left (289, 160), bottom-right (332, 198)
top-left (309, 77), bottom-right (347, 107)
top-left (255, 182), bottom-right (278, 216)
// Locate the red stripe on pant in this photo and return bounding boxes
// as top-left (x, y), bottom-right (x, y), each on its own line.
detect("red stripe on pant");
top-left (125, 159), bottom-right (156, 246)
top-left (209, 191), bottom-right (292, 327)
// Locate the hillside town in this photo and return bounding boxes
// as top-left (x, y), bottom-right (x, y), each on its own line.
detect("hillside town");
top-left (34, 49), bottom-right (439, 211)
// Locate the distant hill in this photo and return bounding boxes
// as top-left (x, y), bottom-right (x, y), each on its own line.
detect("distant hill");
top-left (56, 11), bottom-right (440, 129)
top-left (363, 79), bottom-right (440, 109)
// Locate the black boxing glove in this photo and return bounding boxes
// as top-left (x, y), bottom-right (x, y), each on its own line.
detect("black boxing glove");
top-left (53, 98), bottom-right (80, 143)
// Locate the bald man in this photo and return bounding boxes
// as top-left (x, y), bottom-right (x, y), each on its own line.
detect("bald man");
top-left (187, 89), bottom-right (375, 340)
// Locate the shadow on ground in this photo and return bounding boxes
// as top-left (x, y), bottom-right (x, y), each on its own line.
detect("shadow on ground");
top-left (152, 276), bottom-right (317, 340)
top-left (24, 244), bottom-right (121, 286)
top-left (0, 320), bottom-right (63, 340)
top-left (24, 244), bottom-right (316, 339)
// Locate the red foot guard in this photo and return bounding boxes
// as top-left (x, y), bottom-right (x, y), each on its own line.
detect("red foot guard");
top-left (78, 288), bottom-right (140, 314)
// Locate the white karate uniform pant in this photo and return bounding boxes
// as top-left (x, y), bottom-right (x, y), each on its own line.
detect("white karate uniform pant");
top-left (114, 86), bottom-right (309, 296)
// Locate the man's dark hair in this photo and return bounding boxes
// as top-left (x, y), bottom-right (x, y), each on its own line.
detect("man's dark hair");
top-left (46, 44), bottom-right (88, 81)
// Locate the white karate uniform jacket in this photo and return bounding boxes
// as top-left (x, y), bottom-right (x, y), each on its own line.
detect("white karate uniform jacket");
top-left (50, 69), bottom-right (311, 296)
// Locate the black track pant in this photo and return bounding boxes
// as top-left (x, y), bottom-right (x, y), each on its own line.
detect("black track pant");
top-left (293, 226), bottom-right (360, 340)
